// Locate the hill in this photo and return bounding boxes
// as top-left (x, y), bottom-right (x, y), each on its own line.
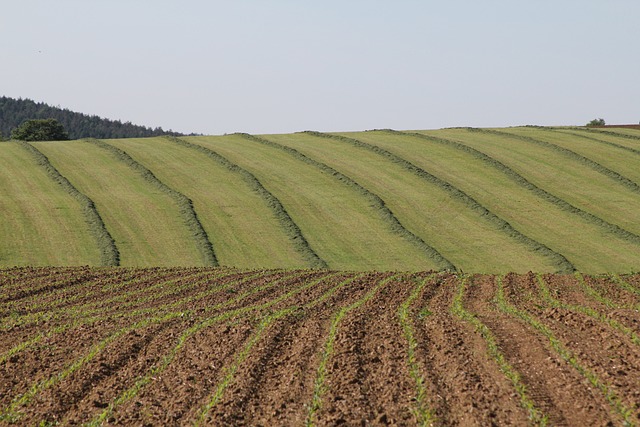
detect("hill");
top-left (0, 96), bottom-right (185, 140)
top-left (1, 126), bottom-right (640, 272)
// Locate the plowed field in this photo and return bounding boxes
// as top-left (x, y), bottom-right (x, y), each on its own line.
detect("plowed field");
top-left (1, 268), bottom-right (640, 426)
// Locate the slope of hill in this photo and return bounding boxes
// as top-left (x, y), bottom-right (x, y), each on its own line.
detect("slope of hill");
top-left (0, 96), bottom-right (185, 140)
top-left (1, 126), bottom-right (640, 272)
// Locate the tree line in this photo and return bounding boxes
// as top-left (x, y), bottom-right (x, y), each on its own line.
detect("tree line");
top-left (0, 96), bottom-right (190, 140)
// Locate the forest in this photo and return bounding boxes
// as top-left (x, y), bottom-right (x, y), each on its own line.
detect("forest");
top-left (0, 96), bottom-right (187, 140)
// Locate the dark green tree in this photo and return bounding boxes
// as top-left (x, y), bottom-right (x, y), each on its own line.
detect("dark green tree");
top-left (586, 118), bottom-right (606, 127)
top-left (10, 118), bottom-right (70, 141)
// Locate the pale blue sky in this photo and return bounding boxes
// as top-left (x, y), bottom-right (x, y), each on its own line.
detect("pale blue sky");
top-left (2, 1), bottom-right (639, 135)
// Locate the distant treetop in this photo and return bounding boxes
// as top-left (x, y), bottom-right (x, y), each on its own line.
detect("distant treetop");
top-left (0, 96), bottom-right (192, 139)
top-left (586, 118), bottom-right (606, 127)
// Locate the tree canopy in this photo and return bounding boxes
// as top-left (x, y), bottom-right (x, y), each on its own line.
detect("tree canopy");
top-left (10, 118), bottom-right (70, 141)
top-left (586, 118), bottom-right (606, 127)
top-left (0, 96), bottom-right (189, 139)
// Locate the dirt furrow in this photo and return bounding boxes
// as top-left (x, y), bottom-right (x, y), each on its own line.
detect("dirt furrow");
top-left (0, 267), bottom-right (98, 307)
top-left (0, 270), bottom-right (249, 356)
top-left (14, 318), bottom-right (186, 426)
top-left (84, 271), bottom-right (337, 425)
top-left (0, 320), bottom-right (128, 409)
top-left (196, 273), bottom-right (364, 426)
top-left (468, 274), bottom-right (613, 426)
top-left (412, 273), bottom-right (530, 426)
top-left (0, 271), bottom-right (313, 424)
top-left (537, 274), bottom-right (640, 344)
top-left (504, 273), bottom-right (640, 423)
top-left (583, 274), bottom-right (640, 307)
top-left (4, 269), bottom-right (640, 425)
top-left (310, 273), bottom-right (424, 426)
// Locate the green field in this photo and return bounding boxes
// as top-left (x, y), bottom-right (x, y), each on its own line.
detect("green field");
top-left (2, 127), bottom-right (640, 272)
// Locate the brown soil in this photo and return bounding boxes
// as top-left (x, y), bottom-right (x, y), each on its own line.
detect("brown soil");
top-left (1, 268), bottom-right (640, 426)
top-left (469, 274), bottom-right (614, 426)
top-left (594, 125), bottom-right (640, 130)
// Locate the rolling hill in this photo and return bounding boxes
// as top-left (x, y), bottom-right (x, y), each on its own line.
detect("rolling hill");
top-left (2, 126), bottom-right (640, 272)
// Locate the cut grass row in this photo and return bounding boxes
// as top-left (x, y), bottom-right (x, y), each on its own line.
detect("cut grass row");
top-left (4, 125), bottom-right (640, 270)
top-left (1, 142), bottom-right (116, 265)
top-left (364, 129), bottom-right (640, 272)
top-left (188, 135), bottom-right (436, 271)
top-left (235, 132), bottom-right (455, 271)
top-left (89, 139), bottom-right (217, 266)
top-left (450, 128), bottom-right (640, 241)
top-left (474, 128), bottom-right (640, 195)
top-left (503, 128), bottom-right (640, 201)
top-left (105, 136), bottom-right (311, 269)
top-left (298, 131), bottom-right (571, 273)
top-left (163, 136), bottom-right (325, 269)
top-left (32, 140), bottom-right (204, 266)
top-left (395, 130), bottom-right (640, 244)
top-left (551, 128), bottom-right (640, 158)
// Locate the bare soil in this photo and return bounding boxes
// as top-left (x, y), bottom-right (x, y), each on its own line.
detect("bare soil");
top-left (1, 268), bottom-right (640, 426)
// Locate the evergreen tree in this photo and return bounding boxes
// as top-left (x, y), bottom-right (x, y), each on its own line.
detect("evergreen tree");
top-left (0, 96), bottom-right (189, 139)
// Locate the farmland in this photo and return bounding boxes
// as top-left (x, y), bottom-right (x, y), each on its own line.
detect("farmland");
top-left (3, 126), bottom-right (640, 426)
top-left (1, 268), bottom-right (640, 425)
top-left (1, 126), bottom-right (640, 272)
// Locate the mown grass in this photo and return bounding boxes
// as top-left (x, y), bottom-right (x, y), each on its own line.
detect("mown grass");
top-left (187, 135), bottom-right (435, 271)
top-left (506, 127), bottom-right (640, 194)
top-left (32, 140), bottom-right (204, 266)
top-left (106, 137), bottom-right (308, 269)
top-left (89, 139), bottom-right (217, 266)
top-left (437, 128), bottom-right (640, 240)
top-left (3, 125), bottom-right (640, 271)
top-left (405, 129), bottom-right (640, 272)
top-left (239, 133), bottom-right (454, 271)
top-left (338, 131), bottom-right (640, 272)
top-left (271, 131), bottom-right (562, 273)
top-left (0, 142), bottom-right (102, 266)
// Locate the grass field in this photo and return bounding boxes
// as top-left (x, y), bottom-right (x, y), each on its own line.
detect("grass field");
top-left (0, 142), bottom-right (100, 265)
top-left (428, 128), bottom-right (640, 238)
top-left (343, 129), bottom-right (640, 272)
top-left (189, 134), bottom-right (437, 271)
top-left (106, 137), bottom-right (308, 269)
top-left (263, 132), bottom-right (558, 273)
top-left (2, 126), bottom-right (640, 272)
top-left (32, 140), bottom-right (204, 267)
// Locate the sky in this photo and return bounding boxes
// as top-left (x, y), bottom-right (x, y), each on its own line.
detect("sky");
top-left (1, 1), bottom-right (639, 135)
